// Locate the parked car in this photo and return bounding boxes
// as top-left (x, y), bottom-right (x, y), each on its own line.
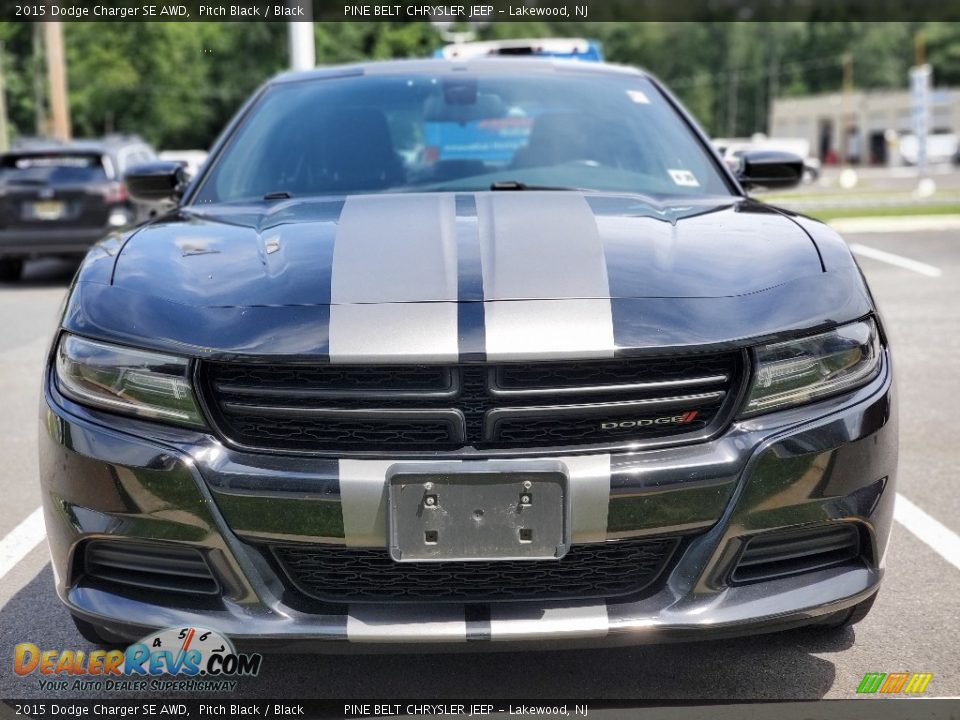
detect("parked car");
top-left (434, 37), bottom-right (603, 62)
top-left (41, 59), bottom-right (895, 650)
top-left (0, 135), bottom-right (156, 281)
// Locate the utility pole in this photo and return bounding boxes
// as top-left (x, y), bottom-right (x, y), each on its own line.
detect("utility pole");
top-left (840, 52), bottom-right (853, 166)
top-left (726, 70), bottom-right (739, 138)
top-left (32, 24), bottom-right (45, 136)
top-left (287, 1), bottom-right (315, 71)
top-left (44, 22), bottom-right (70, 141)
top-left (910, 30), bottom-right (932, 189)
top-left (0, 42), bottom-right (9, 152)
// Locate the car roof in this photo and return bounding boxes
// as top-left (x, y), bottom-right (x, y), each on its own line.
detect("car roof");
top-left (6, 135), bottom-right (147, 155)
top-left (270, 57), bottom-right (645, 86)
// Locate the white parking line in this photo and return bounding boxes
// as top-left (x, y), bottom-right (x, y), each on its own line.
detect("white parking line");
top-left (0, 507), bottom-right (46, 580)
top-left (895, 493), bottom-right (960, 572)
top-left (849, 243), bottom-right (943, 277)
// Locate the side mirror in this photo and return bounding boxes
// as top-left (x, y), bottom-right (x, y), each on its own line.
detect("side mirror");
top-left (124, 161), bottom-right (188, 203)
top-left (734, 150), bottom-right (804, 191)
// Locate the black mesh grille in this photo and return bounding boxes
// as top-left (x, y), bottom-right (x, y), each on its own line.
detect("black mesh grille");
top-left (272, 537), bottom-right (681, 603)
top-left (200, 353), bottom-right (742, 453)
top-left (222, 413), bottom-right (458, 451)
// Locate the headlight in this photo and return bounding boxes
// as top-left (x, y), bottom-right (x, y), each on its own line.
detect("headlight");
top-left (55, 334), bottom-right (205, 428)
top-left (743, 318), bottom-right (882, 416)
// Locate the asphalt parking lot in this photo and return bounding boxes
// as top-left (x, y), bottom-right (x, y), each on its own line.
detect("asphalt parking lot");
top-left (1, 224), bottom-right (958, 701)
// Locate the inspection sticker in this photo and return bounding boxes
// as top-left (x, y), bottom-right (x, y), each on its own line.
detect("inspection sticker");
top-left (626, 89), bottom-right (651, 104)
top-left (668, 169), bottom-right (700, 187)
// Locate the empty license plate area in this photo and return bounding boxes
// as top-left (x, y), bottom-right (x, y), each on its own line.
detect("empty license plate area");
top-left (387, 468), bottom-right (569, 562)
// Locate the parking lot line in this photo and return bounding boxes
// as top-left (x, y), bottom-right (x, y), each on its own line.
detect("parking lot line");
top-left (0, 507), bottom-right (45, 580)
top-left (849, 243), bottom-right (943, 277)
top-left (895, 493), bottom-right (960, 572)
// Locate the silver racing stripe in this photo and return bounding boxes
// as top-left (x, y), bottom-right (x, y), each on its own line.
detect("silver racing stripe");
top-left (338, 459), bottom-right (395, 548)
top-left (328, 194), bottom-right (460, 362)
top-left (477, 192), bottom-right (615, 359)
top-left (477, 192), bottom-right (611, 301)
top-left (331, 194), bottom-right (458, 304)
top-left (339, 455), bottom-right (610, 547)
top-left (347, 604), bottom-right (467, 643)
top-left (560, 453), bottom-right (612, 543)
top-left (489, 602), bottom-right (609, 641)
top-left (328, 303), bottom-right (459, 363)
top-left (483, 298), bottom-right (615, 361)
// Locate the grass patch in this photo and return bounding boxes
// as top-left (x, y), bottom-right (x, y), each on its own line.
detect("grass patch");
top-left (803, 204), bottom-right (960, 222)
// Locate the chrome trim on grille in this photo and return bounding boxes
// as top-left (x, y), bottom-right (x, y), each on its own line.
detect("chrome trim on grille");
top-left (486, 392), bottom-right (725, 420)
top-left (488, 374), bottom-right (730, 398)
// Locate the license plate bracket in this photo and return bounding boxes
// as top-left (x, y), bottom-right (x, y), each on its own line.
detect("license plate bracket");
top-left (387, 464), bottom-right (569, 562)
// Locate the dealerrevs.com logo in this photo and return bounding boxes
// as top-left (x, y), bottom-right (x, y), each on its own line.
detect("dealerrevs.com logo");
top-left (600, 410), bottom-right (699, 431)
top-left (14, 626), bottom-right (262, 692)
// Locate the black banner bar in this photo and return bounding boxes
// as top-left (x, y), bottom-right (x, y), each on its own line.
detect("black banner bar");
top-left (3, 0), bottom-right (960, 23)
top-left (4, 699), bottom-right (960, 720)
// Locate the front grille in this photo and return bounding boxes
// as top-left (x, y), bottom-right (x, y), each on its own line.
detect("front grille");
top-left (272, 537), bottom-right (681, 603)
top-left (199, 353), bottom-right (743, 454)
top-left (731, 524), bottom-right (863, 584)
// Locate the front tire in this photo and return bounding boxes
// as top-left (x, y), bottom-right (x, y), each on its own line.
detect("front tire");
top-left (0, 258), bottom-right (23, 282)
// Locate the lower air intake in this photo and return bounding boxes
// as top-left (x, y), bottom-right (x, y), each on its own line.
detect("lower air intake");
top-left (83, 541), bottom-right (219, 596)
top-left (731, 524), bottom-right (862, 584)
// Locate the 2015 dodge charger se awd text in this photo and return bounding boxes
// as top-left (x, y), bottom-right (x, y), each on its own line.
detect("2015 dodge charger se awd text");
top-left (40, 59), bottom-right (896, 649)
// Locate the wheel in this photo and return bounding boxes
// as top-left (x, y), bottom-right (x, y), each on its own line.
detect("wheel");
top-left (71, 614), bottom-right (126, 648)
top-left (0, 258), bottom-right (23, 282)
top-left (814, 592), bottom-right (878, 629)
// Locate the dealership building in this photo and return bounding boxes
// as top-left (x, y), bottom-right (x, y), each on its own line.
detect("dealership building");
top-left (769, 87), bottom-right (960, 165)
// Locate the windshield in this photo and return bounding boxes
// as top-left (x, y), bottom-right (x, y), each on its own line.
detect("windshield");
top-left (193, 71), bottom-right (733, 204)
top-left (0, 153), bottom-right (108, 186)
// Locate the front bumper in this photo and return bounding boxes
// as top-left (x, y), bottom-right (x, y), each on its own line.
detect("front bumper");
top-left (39, 352), bottom-right (896, 650)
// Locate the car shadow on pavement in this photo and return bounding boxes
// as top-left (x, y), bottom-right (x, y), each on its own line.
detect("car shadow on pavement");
top-left (2, 566), bottom-right (852, 701)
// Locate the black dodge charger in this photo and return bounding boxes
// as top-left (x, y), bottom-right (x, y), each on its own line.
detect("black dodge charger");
top-left (40, 59), bottom-right (896, 649)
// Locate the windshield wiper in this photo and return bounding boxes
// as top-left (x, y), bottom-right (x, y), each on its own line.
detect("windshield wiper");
top-left (489, 180), bottom-right (575, 191)
top-left (263, 190), bottom-right (292, 200)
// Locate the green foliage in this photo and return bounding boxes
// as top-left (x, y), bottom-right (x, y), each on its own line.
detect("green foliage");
top-left (1, 21), bottom-right (959, 148)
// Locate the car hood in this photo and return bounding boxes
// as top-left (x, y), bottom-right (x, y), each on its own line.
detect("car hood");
top-left (111, 192), bottom-right (823, 307)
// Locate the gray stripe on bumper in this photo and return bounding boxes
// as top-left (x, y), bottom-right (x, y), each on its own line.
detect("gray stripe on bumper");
top-left (561, 453), bottom-right (612, 543)
top-left (489, 602), bottom-right (609, 641)
top-left (338, 455), bottom-right (610, 547)
top-left (338, 459), bottom-right (395, 548)
top-left (347, 604), bottom-right (468, 643)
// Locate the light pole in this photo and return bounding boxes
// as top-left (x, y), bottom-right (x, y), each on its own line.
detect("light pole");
top-left (288, 1), bottom-right (315, 72)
